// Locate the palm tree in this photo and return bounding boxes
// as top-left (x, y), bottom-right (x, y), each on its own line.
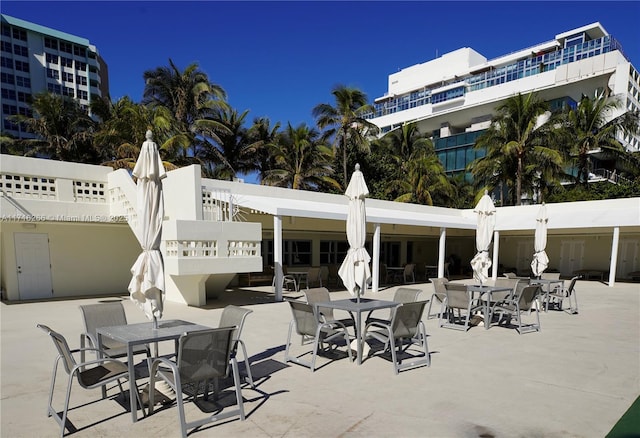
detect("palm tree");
top-left (473, 92), bottom-right (555, 205)
top-left (92, 96), bottom-right (174, 170)
top-left (312, 85), bottom-right (379, 186)
top-left (382, 123), bottom-right (452, 205)
top-left (201, 108), bottom-right (259, 180)
top-left (262, 123), bottom-right (339, 190)
top-left (142, 59), bottom-right (230, 165)
top-left (246, 117), bottom-right (281, 184)
top-left (561, 93), bottom-right (640, 186)
top-left (10, 92), bottom-right (98, 163)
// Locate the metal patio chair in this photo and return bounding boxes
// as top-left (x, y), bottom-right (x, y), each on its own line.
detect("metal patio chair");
top-left (148, 327), bottom-right (245, 438)
top-left (284, 300), bottom-right (353, 372)
top-left (363, 300), bottom-right (430, 374)
top-left (38, 323), bottom-right (142, 437)
top-left (547, 275), bottom-right (580, 314)
top-left (218, 305), bottom-right (255, 388)
top-left (491, 285), bottom-right (542, 334)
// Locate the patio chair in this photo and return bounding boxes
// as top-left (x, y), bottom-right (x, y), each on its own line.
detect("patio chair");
top-left (365, 287), bottom-right (422, 325)
top-left (363, 300), bottom-right (430, 374)
top-left (284, 300), bottom-right (353, 372)
top-left (303, 287), bottom-right (355, 328)
top-left (148, 327), bottom-right (245, 438)
top-left (78, 301), bottom-right (151, 365)
top-left (272, 266), bottom-right (298, 292)
top-left (439, 283), bottom-right (483, 331)
top-left (491, 285), bottom-right (542, 334)
top-left (427, 278), bottom-right (448, 319)
top-left (38, 323), bottom-right (142, 437)
top-left (306, 267), bottom-right (323, 288)
top-left (402, 263), bottom-right (416, 283)
top-left (218, 305), bottom-right (255, 388)
top-left (547, 275), bottom-right (580, 314)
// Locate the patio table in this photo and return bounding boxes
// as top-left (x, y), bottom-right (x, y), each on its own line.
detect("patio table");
top-left (529, 278), bottom-right (564, 311)
top-left (316, 298), bottom-right (399, 365)
top-left (287, 270), bottom-right (309, 291)
top-left (466, 284), bottom-right (512, 330)
top-left (97, 319), bottom-right (213, 422)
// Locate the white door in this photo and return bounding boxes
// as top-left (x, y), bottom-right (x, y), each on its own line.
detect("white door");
top-left (559, 240), bottom-right (585, 277)
top-left (516, 240), bottom-right (534, 276)
top-left (15, 233), bottom-right (53, 300)
top-left (617, 239), bottom-right (639, 279)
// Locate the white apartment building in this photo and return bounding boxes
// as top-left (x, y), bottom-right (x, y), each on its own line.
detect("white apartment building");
top-left (367, 23), bottom-right (640, 182)
top-left (0, 14), bottom-right (108, 138)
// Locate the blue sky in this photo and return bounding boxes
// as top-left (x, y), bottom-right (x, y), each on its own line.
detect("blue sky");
top-left (3, 1), bottom-right (640, 130)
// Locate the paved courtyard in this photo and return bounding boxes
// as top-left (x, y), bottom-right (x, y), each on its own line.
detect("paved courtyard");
top-left (1, 279), bottom-right (638, 437)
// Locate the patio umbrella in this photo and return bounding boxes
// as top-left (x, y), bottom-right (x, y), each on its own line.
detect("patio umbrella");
top-left (531, 203), bottom-right (549, 278)
top-left (470, 190), bottom-right (496, 285)
top-left (338, 164), bottom-right (371, 303)
top-left (128, 130), bottom-right (166, 328)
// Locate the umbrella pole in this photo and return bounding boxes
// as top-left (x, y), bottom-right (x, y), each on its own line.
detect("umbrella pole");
top-left (153, 315), bottom-right (158, 329)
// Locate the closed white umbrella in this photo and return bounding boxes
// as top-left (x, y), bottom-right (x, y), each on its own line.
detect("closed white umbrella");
top-left (338, 164), bottom-right (371, 303)
top-left (531, 203), bottom-right (549, 278)
top-left (128, 130), bottom-right (166, 328)
top-left (470, 190), bottom-right (496, 285)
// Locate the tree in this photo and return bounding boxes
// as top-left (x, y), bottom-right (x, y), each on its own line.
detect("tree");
top-left (262, 123), bottom-right (339, 191)
top-left (142, 59), bottom-right (230, 166)
top-left (312, 85), bottom-right (379, 186)
top-left (10, 92), bottom-right (98, 163)
top-left (382, 123), bottom-right (452, 205)
top-left (246, 117), bottom-right (281, 184)
top-left (473, 92), bottom-right (556, 205)
top-left (560, 93), bottom-right (640, 187)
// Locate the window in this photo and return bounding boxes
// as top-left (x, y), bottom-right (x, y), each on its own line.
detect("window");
top-left (2, 104), bottom-right (18, 115)
top-left (46, 68), bottom-right (59, 80)
top-left (47, 83), bottom-right (61, 94)
top-left (1, 41), bottom-right (12, 53)
top-left (46, 53), bottom-right (59, 64)
top-left (13, 44), bottom-right (28, 57)
top-left (73, 46), bottom-right (86, 57)
top-left (17, 91), bottom-right (29, 102)
top-left (15, 60), bottom-right (29, 72)
top-left (0, 56), bottom-right (13, 68)
top-left (61, 71), bottom-right (74, 82)
top-left (76, 75), bottom-right (87, 85)
top-left (320, 240), bottom-right (349, 265)
top-left (18, 106), bottom-right (31, 117)
top-left (45, 38), bottom-right (58, 50)
top-left (15, 76), bottom-right (30, 87)
top-left (76, 61), bottom-right (87, 70)
top-left (1, 88), bottom-right (16, 100)
top-left (61, 57), bottom-right (73, 67)
top-left (59, 41), bottom-right (72, 53)
top-left (63, 87), bottom-right (74, 97)
top-left (77, 89), bottom-right (87, 100)
top-left (12, 28), bottom-right (27, 41)
top-left (1, 25), bottom-right (10, 37)
top-left (1, 72), bottom-right (15, 85)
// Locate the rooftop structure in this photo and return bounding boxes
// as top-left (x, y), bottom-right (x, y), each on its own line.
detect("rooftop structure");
top-left (367, 22), bottom-right (640, 181)
top-left (0, 14), bottom-right (108, 138)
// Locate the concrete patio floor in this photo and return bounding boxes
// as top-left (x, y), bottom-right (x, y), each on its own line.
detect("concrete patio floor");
top-left (1, 279), bottom-right (639, 438)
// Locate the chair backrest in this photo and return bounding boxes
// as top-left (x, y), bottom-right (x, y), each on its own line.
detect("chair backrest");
top-left (307, 267), bottom-right (322, 285)
top-left (304, 287), bottom-right (333, 319)
top-left (517, 285), bottom-right (541, 311)
top-left (78, 301), bottom-right (128, 349)
top-left (394, 287), bottom-right (422, 303)
top-left (177, 327), bottom-right (234, 384)
top-left (404, 264), bottom-right (415, 275)
top-left (445, 286), bottom-right (471, 310)
top-left (38, 324), bottom-right (77, 375)
top-left (288, 300), bottom-right (319, 337)
top-left (566, 276), bottom-right (580, 294)
top-left (390, 301), bottom-right (427, 338)
top-left (541, 272), bottom-right (561, 280)
top-left (319, 266), bottom-right (329, 283)
top-left (494, 278), bottom-right (520, 293)
top-left (503, 272), bottom-right (518, 279)
top-left (430, 278), bottom-right (449, 296)
top-left (219, 305), bottom-right (252, 341)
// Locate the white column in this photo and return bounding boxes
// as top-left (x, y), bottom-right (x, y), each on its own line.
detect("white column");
top-left (438, 227), bottom-right (446, 278)
top-left (492, 231), bottom-right (500, 281)
top-left (273, 215), bottom-right (283, 301)
top-left (372, 223), bottom-right (381, 293)
top-left (609, 227), bottom-right (619, 287)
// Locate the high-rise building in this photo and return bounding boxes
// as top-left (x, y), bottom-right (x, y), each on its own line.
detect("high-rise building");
top-left (367, 23), bottom-right (640, 182)
top-left (0, 14), bottom-right (108, 139)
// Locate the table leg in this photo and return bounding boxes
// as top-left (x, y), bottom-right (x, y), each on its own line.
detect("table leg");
top-left (356, 310), bottom-right (362, 365)
top-left (484, 296), bottom-right (490, 330)
top-left (128, 344), bottom-right (138, 422)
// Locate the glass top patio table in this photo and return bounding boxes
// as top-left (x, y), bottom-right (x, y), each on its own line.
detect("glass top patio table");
top-left (466, 285), bottom-right (513, 330)
top-left (316, 298), bottom-right (400, 365)
top-left (96, 319), bottom-right (213, 422)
